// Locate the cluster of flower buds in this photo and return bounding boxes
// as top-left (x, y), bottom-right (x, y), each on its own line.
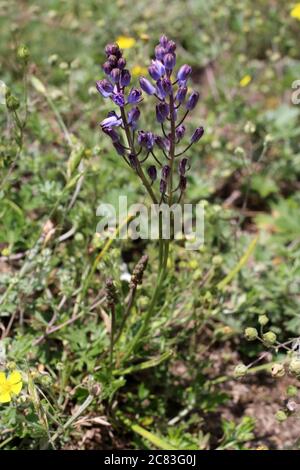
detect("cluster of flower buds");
top-left (96, 35), bottom-right (204, 204)
top-left (129, 254), bottom-right (149, 290)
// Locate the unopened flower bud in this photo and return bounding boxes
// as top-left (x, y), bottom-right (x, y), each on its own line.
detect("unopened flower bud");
top-left (178, 157), bottom-right (189, 175)
top-left (120, 69), bottom-right (131, 87)
top-left (6, 94), bottom-right (20, 111)
top-left (275, 410), bottom-right (287, 422)
top-left (110, 68), bottom-right (121, 83)
top-left (117, 57), bottom-right (126, 69)
top-left (191, 126), bottom-right (204, 143)
top-left (160, 179), bottom-right (167, 194)
top-left (139, 77), bottom-right (156, 95)
top-left (244, 327), bottom-right (258, 341)
top-left (262, 331), bottom-right (277, 346)
top-left (147, 165), bottom-right (157, 182)
top-left (176, 124), bottom-right (186, 140)
top-left (258, 315), bottom-right (269, 326)
top-left (102, 61), bottom-right (112, 75)
top-left (128, 106), bottom-right (140, 128)
top-left (164, 53), bottom-right (176, 70)
top-left (289, 357), bottom-right (300, 376)
top-left (156, 102), bottom-right (169, 123)
top-left (179, 175), bottom-right (187, 191)
top-left (105, 43), bottom-right (120, 57)
top-left (161, 164), bottom-right (170, 180)
top-left (17, 45), bottom-right (30, 63)
top-left (234, 364), bottom-right (248, 378)
top-left (155, 45), bottom-right (166, 61)
top-left (186, 91), bottom-right (199, 110)
top-left (177, 64), bottom-right (192, 82)
top-left (271, 363), bottom-right (285, 378)
top-left (175, 85), bottom-right (187, 104)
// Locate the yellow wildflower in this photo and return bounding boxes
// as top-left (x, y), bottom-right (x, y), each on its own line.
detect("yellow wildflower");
top-left (116, 36), bottom-right (136, 49)
top-left (132, 65), bottom-right (148, 77)
top-left (239, 75), bottom-right (252, 87)
top-left (0, 370), bottom-right (23, 403)
top-left (290, 3), bottom-right (300, 20)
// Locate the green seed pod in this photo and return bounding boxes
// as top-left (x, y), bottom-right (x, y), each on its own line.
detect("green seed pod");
top-left (17, 45), bottom-right (30, 63)
top-left (275, 410), bottom-right (287, 422)
top-left (271, 363), bottom-right (285, 378)
top-left (289, 357), bottom-right (300, 376)
top-left (258, 315), bottom-right (269, 326)
top-left (6, 94), bottom-right (20, 111)
top-left (286, 385), bottom-right (298, 397)
top-left (244, 327), bottom-right (258, 341)
top-left (262, 331), bottom-right (277, 346)
top-left (234, 364), bottom-right (248, 378)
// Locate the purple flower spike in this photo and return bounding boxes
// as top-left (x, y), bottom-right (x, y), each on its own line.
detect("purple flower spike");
top-left (186, 91), bottom-right (199, 110)
top-left (110, 68), bottom-right (121, 83)
top-left (177, 64), bottom-right (192, 82)
top-left (191, 126), bottom-right (204, 143)
top-left (147, 165), bottom-right (157, 181)
top-left (164, 53), bottom-right (176, 70)
top-left (120, 69), bottom-right (131, 87)
top-left (176, 124), bottom-right (186, 140)
top-left (128, 88), bottom-right (142, 104)
top-left (128, 106), bottom-right (140, 129)
top-left (96, 79), bottom-right (114, 98)
top-left (178, 157), bottom-right (190, 175)
top-left (139, 77), bottom-right (156, 95)
top-left (162, 164), bottom-right (171, 180)
top-left (112, 92), bottom-right (125, 107)
top-left (156, 102), bottom-right (169, 123)
top-left (175, 85), bottom-right (187, 104)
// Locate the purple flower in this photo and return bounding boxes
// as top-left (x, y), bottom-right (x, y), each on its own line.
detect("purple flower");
top-left (117, 57), bottom-right (126, 69)
top-left (112, 92), bottom-right (125, 107)
top-left (100, 113), bottom-right (122, 129)
top-left (138, 131), bottom-right (155, 150)
top-left (160, 179), bottom-right (167, 193)
top-left (147, 165), bottom-right (157, 181)
top-left (157, 77), bottom-right (172, 98)
top-left (128, 88), bottom-right (142, 104)
top-left (148, 60), bottom-right (166, 81)
top-left (105, 43), bottom-right (121, 57)
top-left (155, 45), bottom-right (166, 61)
top-left (154, 135), bottom-right (169, 151)
top-left (139, 77), bottom-right (156, 95)
top-left (110, 68), bottom-right (121, 83)
top-left (176, 125), bottom-right (186, 140)
top-left (120, 69), bottom-right (131, 87)
top-left (191, 126), bottom-right (204, 143)
top-left (186, 91), bottom-right (199, 110)
top-left (166, 40), bottom-right (176, 52)
top-left (179, 175), bottom-right (187, 191)
top-left (159, 35), bottom-right (168, 47)
top-left (113, 141), bottom-right (125, 156)
top-left (96, 79), bottom-right (114, 98)
top-left (177, 64), bottom-right (192, 82)
top-left (178, 158), bottom-right (189, 175)
top-left (175, 85), bottom-right (187, 104)
top-left (128, 106), bottom-right (140, 128)
top-left (129, 154), bottom-right (138, 168)
top-left (162, 165), bottom-right (170, 180)
top-left (156, 102), bottom-right (169, 123)
top-left (102, 126), bottom-right (120, 143)
top-left (102, 61), bottom-right (112, 75)
top-left (164, 53), bottom-right (176, 70)
top-left (107, 55), bottom-right (118, 66)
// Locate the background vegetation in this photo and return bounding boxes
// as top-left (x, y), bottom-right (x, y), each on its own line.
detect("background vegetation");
top-left (0, 0), bottom-right (300, 450)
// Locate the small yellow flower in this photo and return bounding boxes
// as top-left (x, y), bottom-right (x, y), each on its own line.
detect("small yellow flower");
top-left (239, 75), bottom-right (252, 87)
top-left (0, 370), bottom-right (23, 403)
top-left (290, 3), bottom-right (300, 20)
top-left (116, 36), bottom-right (136, 49)
top-left (131, 65), bottom-right (148, 77)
